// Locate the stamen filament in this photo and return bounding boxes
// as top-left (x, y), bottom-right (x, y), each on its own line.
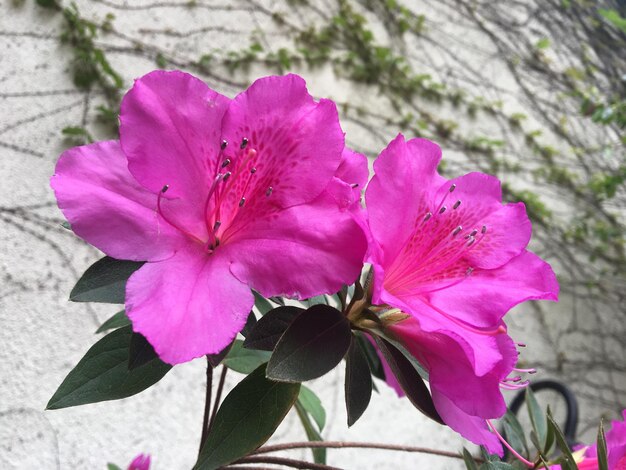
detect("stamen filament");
top-left (157, 185), bottom-right (204, 245)
top-left (487, 420), bottom-right (534, 468)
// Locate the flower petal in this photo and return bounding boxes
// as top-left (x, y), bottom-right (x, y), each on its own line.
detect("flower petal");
top-left (432, 391), bottom-right (503, 456)
top-left (220, 74), bottom-right (344, 213)
top-left (426, 250), bottom-right (559, 328)
top-left (120, 70), bottom-right (230, 237)
top-left (227, 192), bottom-right (367, 300)
top-left (327, 148), bottom-right (369, 210)
top-left (51, 140), bottom-right (183, 261)
top-left (366, 134), bottom-right (445, 268)
top-left (125, 243), bottom-right (252, 364)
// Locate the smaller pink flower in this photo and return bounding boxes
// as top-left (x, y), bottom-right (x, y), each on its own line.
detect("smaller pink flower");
top-left (362, 134), bottom-right (559, 455)
top-left (127, 453), bottom-right (150, 470)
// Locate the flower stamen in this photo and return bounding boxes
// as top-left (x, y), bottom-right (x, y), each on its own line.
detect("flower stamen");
top-left (487, 420), bottom-right (534, 468)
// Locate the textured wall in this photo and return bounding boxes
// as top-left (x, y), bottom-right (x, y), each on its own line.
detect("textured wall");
top-left (1, 1), bottom-right (623, 469)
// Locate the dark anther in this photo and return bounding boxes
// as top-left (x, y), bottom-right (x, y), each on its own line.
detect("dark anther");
top-left (221, 159), bottom-right (231, 168)
top-left (240, 137), bottom-right (249, 149)
top-left (250, 167), bottom-right (257, 174)
top-left (221, 140), bottom-right (228, 150)
top-left (161, 185), bottom-right (170, 193)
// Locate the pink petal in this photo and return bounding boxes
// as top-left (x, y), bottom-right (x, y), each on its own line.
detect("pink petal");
top-left (327, 148), bottom-right (369, 211)
top-left (366, 134), bottom-right (445, 267)
top-left (227, 192), bottom-right (367, 300)
top-left (120, 70), bottom-right (230, 238)
top-left (432, 391), bottom-right (503, 456)
top-left (219, 74), bottom-right (344, 215)
top-left (125, 243), bottom-right (253, 364)
top-left (50, 141), bottom-right (183, 261)
top-left (425, 250), bottom-right (559, 329)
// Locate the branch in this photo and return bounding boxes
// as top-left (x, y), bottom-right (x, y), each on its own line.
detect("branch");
top-left (233, 455), bottom-right (342, 469)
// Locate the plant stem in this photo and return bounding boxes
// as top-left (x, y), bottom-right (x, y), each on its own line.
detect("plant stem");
top-left (234, 456), bottom-right (341, 469)
top-left (198, 356), bottom-right (213, 454)
top-left (253, 441), bottom-right (481, 462)
top-left (208, 365), bottom-right (228, 432)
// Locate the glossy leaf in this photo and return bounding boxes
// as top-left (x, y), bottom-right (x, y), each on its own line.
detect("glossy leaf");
top-left (547, 409), bottom-right (576, 470)
top-left (295, 399), bottom-right (326, 464)
top-left (240, 311), bottom-right (257, 338)
top-left (223, 340), bottom-right (271, 374)
top-left (207, 341), bottom-right (234, 369)
top-left (298, 385), bottom-right (326, 431)
top-left (70, 256), bottom-right (144, 304)
top-left (525, 387), bottom-right (547, 449)
top-left (597, 419), bottom-right (609, 470)
top-left (266, 305), bottom-right (352, 382)
top-left (354, 332), bottom-right (385, 381)
top-left (345, 335), bottom-right (372, 426)
top-left (243, 306), bottom-right (304, 351)
top-left (47, 326), bottom-right (171, 409)
top-left (194, 364), bottom-right (300, 470)
top-left (373, 336), bottom-right (443, 424)
top-left (95, 310), bottom-right (130, 333)
top-left (128, 332), bottom-right (158, 370)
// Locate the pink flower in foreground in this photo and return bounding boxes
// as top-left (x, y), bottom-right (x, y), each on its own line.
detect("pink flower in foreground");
top-left (127, 453), bottom-right (150, 470)
top-left (364, 134), bottom-right (559, 453)
top-left (52, 71), bottom-right (367, 364)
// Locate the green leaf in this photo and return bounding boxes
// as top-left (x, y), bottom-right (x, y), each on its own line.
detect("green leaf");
top-left (344, 335), bottom-right (372, 426)
top-left (502, 410), bottom-right (529, 458)
top-left (298, 385), bottom-right (326, 431)
top-left (525, 387), bottom-right (547, 448)
top-left (240, 311), bottom-right (257, 338)
top-left (70, 257), bottom-right (144, 304)
top-left (243, 306), bottom-right (304, 351)
top-left (597, 419), bottom-right (609, 470)
top-left (194, 364), bottom-right (300, 470)
top-left (62, 126), bottom-right (93, 143)
top-left (47, 326), bottom-right (171, 409)
top-left (253, 291), bottom-right (275, 315)
top-left (373, 336), bottom-right (442, 424)
top-left (223, 340), bottom-right (271, 374)
top-left (302, 295), bottom-right (328, 307)
top-left (599, 8), bottom-right (626, 34)
top-left (128, 332), bottom-right (158, 370)
top-left (462, 448), bottom-right (478, 470)
top-left (546, 409), bottom-right (576, 470)
top-left (535, 38), bottom-right (550, 50)
top-left (106, 464), bottom-right (122, 470)
top-left (295, 400), bottom-right (326, 464)
top-left (207, 341), bottom-right (234, 369)
top-left (95, 310), bottom-right (130, 333)
top-left (354, 331), bottom-right (385, 381)
top-left (266, 305), bottom-right (352, 382)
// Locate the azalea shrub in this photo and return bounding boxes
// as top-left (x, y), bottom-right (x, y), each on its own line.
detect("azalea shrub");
top-left (48, 70), bottom-right (615, 469)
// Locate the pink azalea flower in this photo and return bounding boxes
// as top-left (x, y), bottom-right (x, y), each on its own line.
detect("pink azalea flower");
top-left (364, 134), bottom-right (559, 454)
top-left (51, 71), bottom-right (367, 364)
top-left (127, 453), bottom-right (150, 470)
top-left (554, 410), bottom-right (626, 470)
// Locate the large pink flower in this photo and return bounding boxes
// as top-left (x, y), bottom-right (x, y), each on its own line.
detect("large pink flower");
top-left (51, 70), bottom-right (367, 364)
top-left (568, 410), bottom-right (626, 470)
top-left (364, 134), bottom-right (558, 453)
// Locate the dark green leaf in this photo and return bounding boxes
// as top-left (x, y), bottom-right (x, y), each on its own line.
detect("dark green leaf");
top-left (207, 341), bottom-right (234, 369)
top-left (345, 335), bottom-right (372, 426)
top-left (95, 310), bottom-right (130, 333)
top-left (597, 419), bottom-right (609, 470)
top-left (462, 448), bottom-right (478, 470)
top-left (302, 295), bottom-right (328, 307)
top-left (106, 464), bottom-right (122, 470)
top-left (194, 364), bottom-right (300, 470)
top-left (47, 326), bottom-right (171, 409)
top-left (269, 296), bottom-right (285, 306)
top-left (295, 400), bottom-right (326, 464)
top-left (525, 387), bottom-right (547, 449)
top-left (240, 311), bottom-right (257, 338)
top-left (354, 332), bottom-right (385, 381)
top-left (373, 336), bottom-right (443, 424)
top-left (298, 385), bottom-right (326, 431)
top-left (243, 306), bottom-right (304, 351)
top-left (128, 332), bottom-right (158, 370)
top-left (481, 462), bottom-right (516, 470)
top-left (266, 305), bottom-right (351, 382)
top-left (253, 291), bottom-right (275, 315)
top-left (502, 410), bottom-right (529, 458)
top-left (223, 340), bottom-right (271, 374)
top-left (70, 257), bottom-right (144, 304)
top-left (547, 409), bottom-right (576, 470)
